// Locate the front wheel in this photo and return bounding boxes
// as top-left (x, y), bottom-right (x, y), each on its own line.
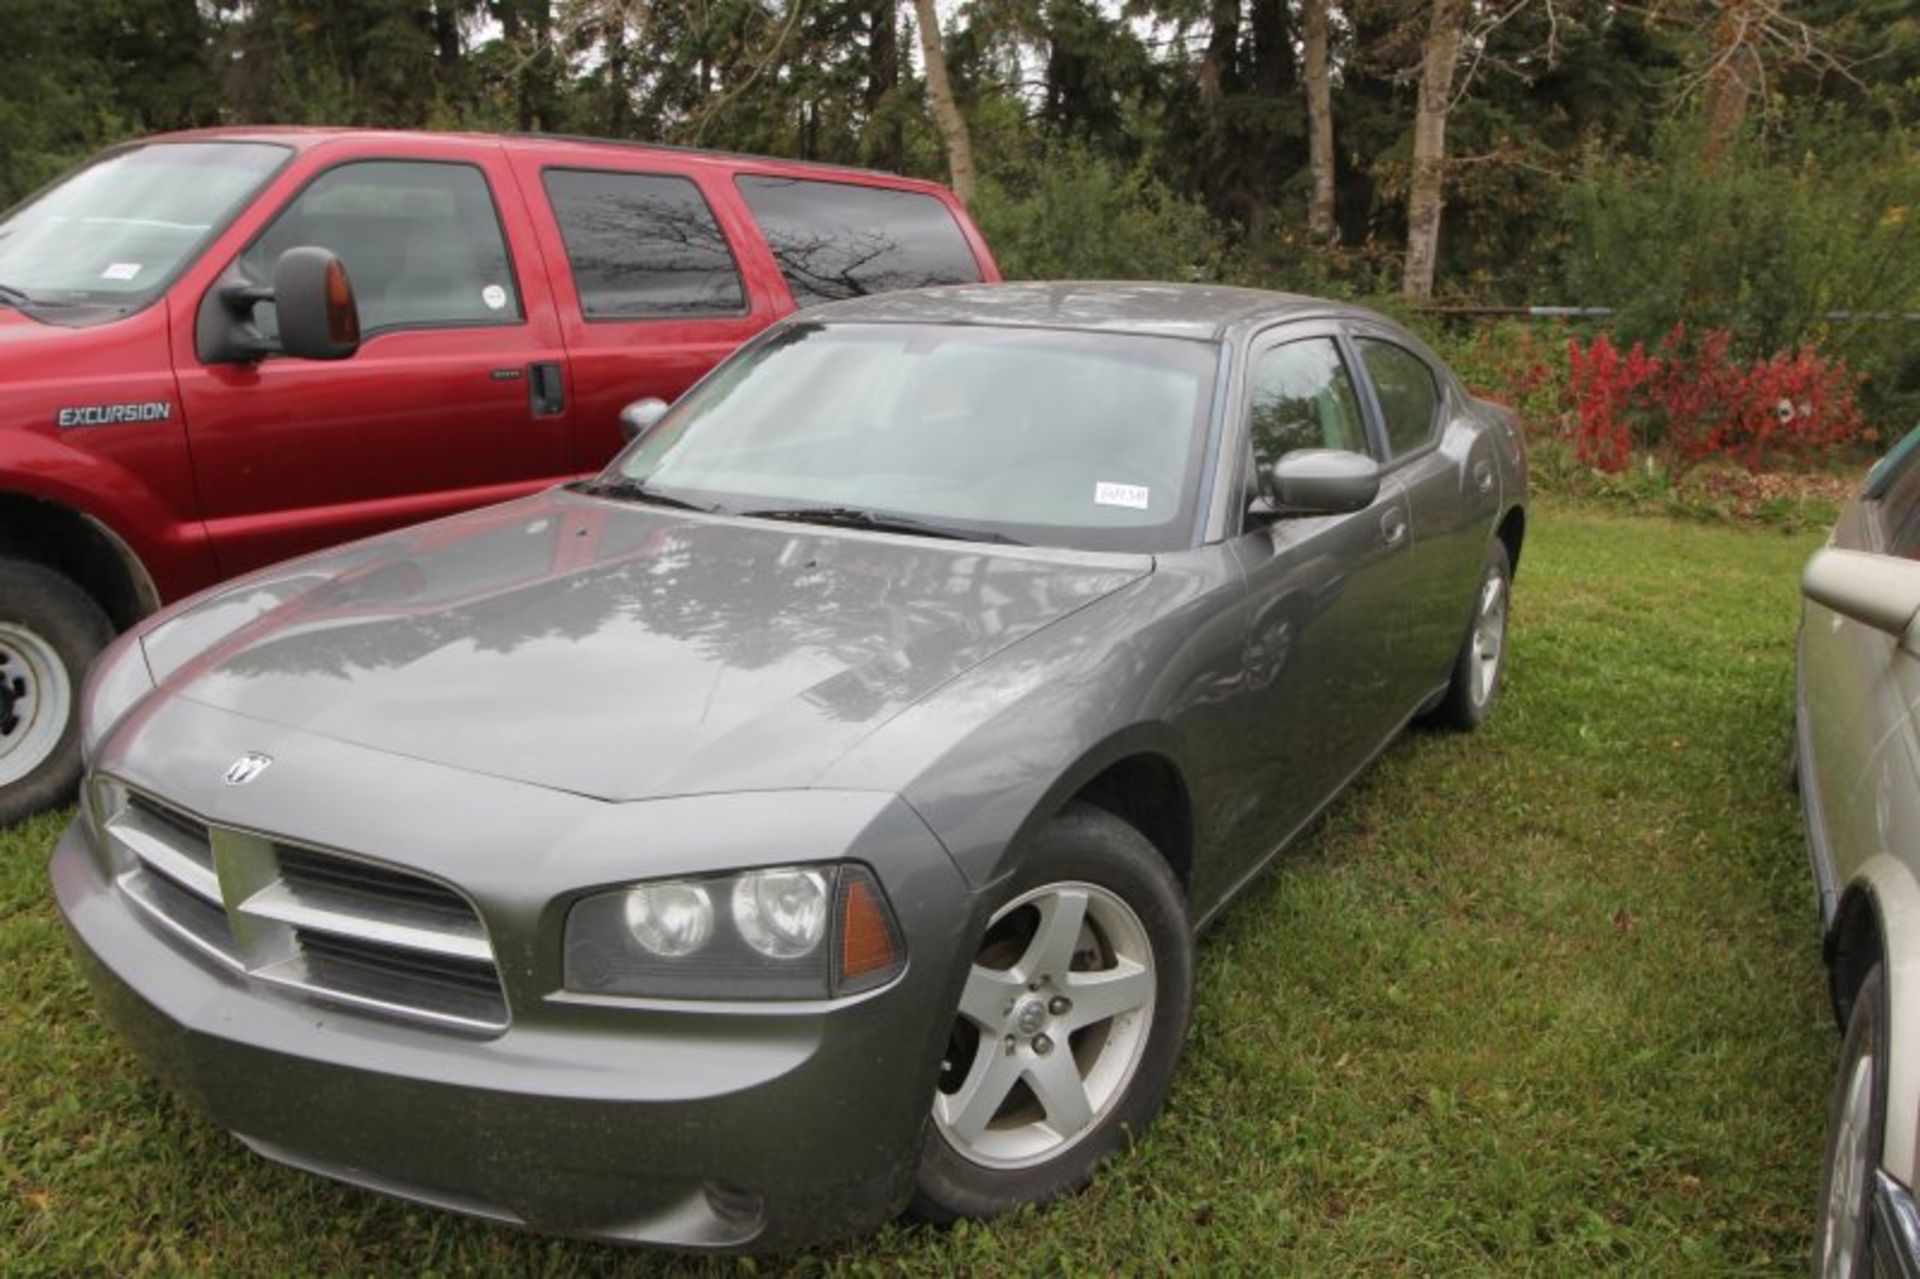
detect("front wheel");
top-left (1814, 965), bottom-right (1886, 1278)
top-left (0, 559), bottom-right (113, 827)
top-left (912, 803), bottom-right (1194, 1222)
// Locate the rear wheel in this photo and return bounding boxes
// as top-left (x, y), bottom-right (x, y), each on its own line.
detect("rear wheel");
top-left (1432, 540), bottom-right (1512, 731)
top-left (912, 804), bottom-right (1193, 1222)
top-left (0, 559), bottom-right (112, 827)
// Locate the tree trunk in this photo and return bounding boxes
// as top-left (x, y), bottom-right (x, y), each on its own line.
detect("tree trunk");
top-left (868, 0), bottom-right (903, 171)
top-left (605, 8), bottom-right (630, 135)
top-left (912, 0), bottom-right (975, 207)
top-left (1701, 0), bottom-right (1761, 169)
top-left (1248, 0), bottom-right (1292, 99)
top-left (1303, 0), bottom-right (1335, 244)
top-left (432, 0), bottom-right (462, 70)
top-left (1403, 0), bottom-right (1464, 300)
top-left (1197, 0), bottom-right (1240, 112)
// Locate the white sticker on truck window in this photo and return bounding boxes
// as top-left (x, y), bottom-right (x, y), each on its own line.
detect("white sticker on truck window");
top-left (101, 262), bottom-right (143, 281)
top-left (1094, 481), bottom-right (1150, 510)
top-left (482, 284), bottom-right (507, 310)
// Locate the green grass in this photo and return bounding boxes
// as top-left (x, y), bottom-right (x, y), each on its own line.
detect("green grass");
top-left (0, 506), bottom-right (1835, 1276)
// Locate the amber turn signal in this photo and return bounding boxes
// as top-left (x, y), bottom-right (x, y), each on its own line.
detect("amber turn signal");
top-left (833, 866), bottom-right (905, 995)
top-left (324, 259), bottom-right (360, 346)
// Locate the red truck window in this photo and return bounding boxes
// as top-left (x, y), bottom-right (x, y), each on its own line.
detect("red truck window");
top-left (239, 160), bottom-right (522, 337)
top-left (734, 176), bottom-right (983, 309)
top-left (541, 168), bottom-right (746, 320)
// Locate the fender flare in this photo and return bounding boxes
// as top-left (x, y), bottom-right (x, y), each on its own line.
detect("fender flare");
top-left (969, 719), bottom-right (1197, 892)
top-left (0, 447), bottom-right (180, 620)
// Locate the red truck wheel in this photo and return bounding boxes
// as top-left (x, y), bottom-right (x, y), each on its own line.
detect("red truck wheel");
top-left (0, 559), bottom-right (112, 826)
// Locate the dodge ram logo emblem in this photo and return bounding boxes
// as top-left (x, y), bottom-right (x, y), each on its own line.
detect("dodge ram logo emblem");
top-left (223, 753), bottom-right (273, 787)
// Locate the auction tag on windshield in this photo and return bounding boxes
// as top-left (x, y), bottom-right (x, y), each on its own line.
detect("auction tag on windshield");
top-left (101, 262), bottom-right (143, 281)
top-left (1095, 481), bottom-right (1150, 510)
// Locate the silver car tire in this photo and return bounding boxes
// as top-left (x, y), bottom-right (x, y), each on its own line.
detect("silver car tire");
top-left (1433, 539), bottom-right (1512, 732)
top-left (1814, 965), bottom-right (1885, 1279)
top-left (0, 558), bottom-right (112, 828)
top-left (912, 802), bottom-right (1194, 1222)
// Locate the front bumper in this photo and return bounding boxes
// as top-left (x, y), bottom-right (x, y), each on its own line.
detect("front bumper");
top-left (1877, 1170), bottom-right (1920, 1279)
top-left (52, 753), bottom-right (978, 1250)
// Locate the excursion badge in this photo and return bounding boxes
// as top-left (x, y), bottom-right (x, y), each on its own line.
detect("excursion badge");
top-left (56, 401), bottom-right (174, 429)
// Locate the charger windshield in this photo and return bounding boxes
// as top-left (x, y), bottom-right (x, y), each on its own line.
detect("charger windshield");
top-left (0, 142), bottom-right (289, 318)
top-left (609, 322), bottom-right (1220, 553)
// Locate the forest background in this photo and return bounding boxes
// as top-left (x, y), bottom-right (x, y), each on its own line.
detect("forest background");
top-left (4, 0), bottom-right (1916, 475)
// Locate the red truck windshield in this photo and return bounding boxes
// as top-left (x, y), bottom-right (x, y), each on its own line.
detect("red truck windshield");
top-left (0, 142), bottom-right (288, 316)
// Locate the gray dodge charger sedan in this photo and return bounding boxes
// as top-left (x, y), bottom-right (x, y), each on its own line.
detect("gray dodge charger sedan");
top-left (53, 282), bottom-right (1527, 1249)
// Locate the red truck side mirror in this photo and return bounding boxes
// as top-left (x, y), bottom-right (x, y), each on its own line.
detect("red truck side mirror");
top-left (196, 246), bottom-right (361, 365)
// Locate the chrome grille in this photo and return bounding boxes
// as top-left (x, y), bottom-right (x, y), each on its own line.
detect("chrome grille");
top-left (99, 781), bottom-right (507, 1033)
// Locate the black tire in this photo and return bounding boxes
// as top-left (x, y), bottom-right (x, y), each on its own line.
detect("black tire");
top-left (911, 803), bottom-right (1194, 1222)
top-left (0, 558), bottom-right (113, 827)
top-left (1431, 539), bottom-right (1513, 732)
top-left (1813, 965), bottom-right (1886, 1278)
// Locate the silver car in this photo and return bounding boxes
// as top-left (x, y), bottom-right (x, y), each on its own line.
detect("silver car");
top-left (1800, 431), bottom-right (1920, 1277)
top-left (53, 283), bottom-right (1527, 1249)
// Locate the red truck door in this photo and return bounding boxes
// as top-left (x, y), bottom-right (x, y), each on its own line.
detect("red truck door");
top-left (172, 139), bottom-right (576, 577)
top-left (504, 148), bottom-right (785, 471)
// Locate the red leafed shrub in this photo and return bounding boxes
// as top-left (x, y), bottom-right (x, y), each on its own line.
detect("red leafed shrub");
top-left (1566, 332), bottom-right (1658, 472)
top-left (1562, 326), bottom-right (1865, 473)
top-left (1655, 328), bottom-right (1865, 470)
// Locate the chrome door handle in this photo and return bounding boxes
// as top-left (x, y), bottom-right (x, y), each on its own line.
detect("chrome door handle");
top-left (1473, 460), bottom-right (1496, 494)
top-left (1381, 511), bottom-right (1407, 548)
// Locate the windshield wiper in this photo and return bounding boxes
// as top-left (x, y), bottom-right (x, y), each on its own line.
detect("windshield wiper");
top-left (0, 282), bottom-right (35, 308)
top-left (742, 505), bottom-right (1027, 546)
top-left (575, 477), bottom-right (720, 513)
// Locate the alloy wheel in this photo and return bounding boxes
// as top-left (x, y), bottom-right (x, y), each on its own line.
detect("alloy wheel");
top-left (933, 881), bottom-right (1157, 1169)
top-left (1470, 571), bottom-right (1508, 709)
top-left (1818, 1046), bottom-right (1877, 1277)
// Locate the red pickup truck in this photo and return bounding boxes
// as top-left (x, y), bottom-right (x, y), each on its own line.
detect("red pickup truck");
top-left (0, 128), bottom-right (997, 823)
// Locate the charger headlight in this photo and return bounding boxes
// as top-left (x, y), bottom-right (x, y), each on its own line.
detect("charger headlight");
top-left (623, 881), bottom-right (715, 957)
top-left (732, 868), bottom-right (828, 958)
top-left (565, 863), bottom-right (904, 1000)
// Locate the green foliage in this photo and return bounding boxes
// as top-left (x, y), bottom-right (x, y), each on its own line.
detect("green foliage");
top-left (1559, 118), bottom-right (1920, 428)
top-left (2, 0), bottom-right (1914, 447)
top-left (0, 0), bottom-right (217, 207)
top-left (1429, 318), bottom-right (1571, 429)
top-left (971, 143), bottom-right (1239, 282)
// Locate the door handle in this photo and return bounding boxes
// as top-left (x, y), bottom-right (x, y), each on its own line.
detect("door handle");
top-left (1473, 460), bottom-right (1496, 494)
top-left (1381, 510), bottom-right (1408, 548)
top-left (528, 362), bottom-right (565, 417)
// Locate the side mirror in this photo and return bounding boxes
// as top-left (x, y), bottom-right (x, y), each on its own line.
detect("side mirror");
top-left (271, 246), bottom-right (360, 361)
top-left (1253, 450), bottom-right (1381, 518)
top-left (1803, 549), bottom-right (1920, 650)
top-left (195, 246), bottom-right (360, 365)
top-left (618, 397), bottom-right (670, 444)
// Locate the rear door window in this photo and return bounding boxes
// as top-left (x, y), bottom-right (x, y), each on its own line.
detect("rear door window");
top-left (542, 168), bottom-right (745, 319)
top-left (1357, 338), bottom-right (1442, 458)
top-left (734, 176), bottom-right (982, 308)
top-left (240, 160), bottom-right (520, 337)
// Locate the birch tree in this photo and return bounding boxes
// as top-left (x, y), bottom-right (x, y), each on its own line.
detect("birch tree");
top-left (913, 0), bottom-right (977, 206)
top-left (1303, 0), bottom-right (1337, 243)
